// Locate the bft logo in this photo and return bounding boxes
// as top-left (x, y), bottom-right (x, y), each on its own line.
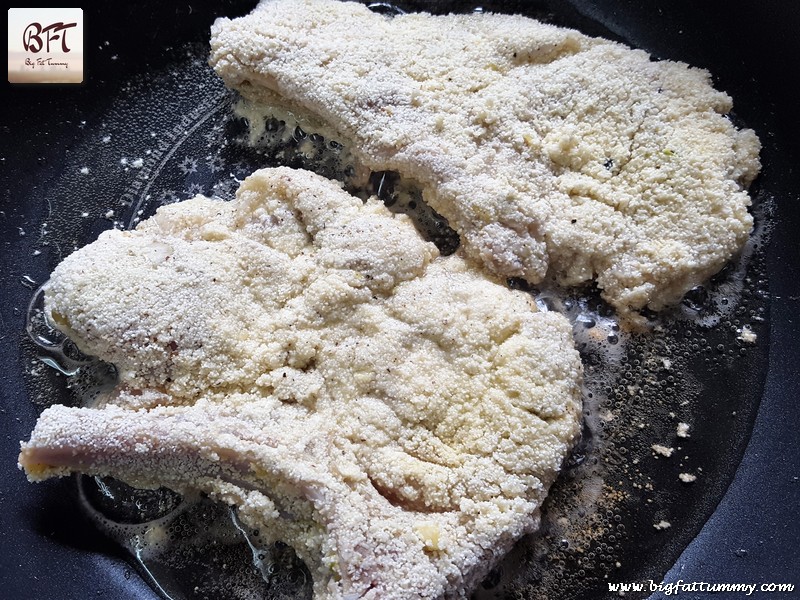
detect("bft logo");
top-left (23, 22), bottom-right (78, 54)
top-left (8, 8), bottom-right (84, 84)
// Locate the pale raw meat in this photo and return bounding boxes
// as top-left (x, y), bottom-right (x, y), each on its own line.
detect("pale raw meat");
top-left (209, 0), bottom-right (760, 316)
top-left (20, 167), bottom-right (582, 600)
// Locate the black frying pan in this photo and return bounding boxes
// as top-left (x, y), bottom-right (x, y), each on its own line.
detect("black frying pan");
top-left (1, 2), bottom-right (798, 599)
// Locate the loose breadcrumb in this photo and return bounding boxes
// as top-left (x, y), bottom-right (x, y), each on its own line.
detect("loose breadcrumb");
top-left (652, 444), bottom-right (674, 458)
top-left (738, 325), bottom-right (757, 343)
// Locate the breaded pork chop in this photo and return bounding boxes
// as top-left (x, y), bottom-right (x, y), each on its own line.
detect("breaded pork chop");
top-left (19, 167), bottom-right (582, 600)
top-left (210, 0), bottom-right (760, 316)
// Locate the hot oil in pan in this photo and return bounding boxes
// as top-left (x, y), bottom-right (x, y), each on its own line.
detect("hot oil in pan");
top-left (20, 11), bottom-right (771, 600)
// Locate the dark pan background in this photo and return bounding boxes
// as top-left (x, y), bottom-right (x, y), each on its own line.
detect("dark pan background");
top-left (1, 2), bottom-right (798, 599)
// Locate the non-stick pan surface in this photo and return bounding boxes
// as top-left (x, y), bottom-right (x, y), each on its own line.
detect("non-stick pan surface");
top-left (1, 2), bottom-right (798, 599)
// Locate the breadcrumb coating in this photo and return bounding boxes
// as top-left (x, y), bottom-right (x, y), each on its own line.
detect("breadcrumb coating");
top-left (20, 167), bottom-right (582, 600)
top-left (209, 0), bottom-right (760, 315)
